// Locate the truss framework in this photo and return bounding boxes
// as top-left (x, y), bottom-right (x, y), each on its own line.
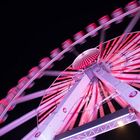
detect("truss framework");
top-left (54, 108), bottom-right (137, 140)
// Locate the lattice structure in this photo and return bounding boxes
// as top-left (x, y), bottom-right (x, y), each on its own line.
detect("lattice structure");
top-left (55, 108), bottom-right (136, 140)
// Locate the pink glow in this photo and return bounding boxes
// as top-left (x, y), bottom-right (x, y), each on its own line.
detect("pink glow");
top-left (111, 8), bottom-right (124, 23)
top-left (125, 1), bottom-right (138, 15)
top-left (85, 23), bottom-right (98, 37)
top-left (98, 15), bottom-right (110, 29)
top-left (104, 32), bottom-right (140, 63)
top-left (72, 48), bottom-right (99, 69)
top-left (18, 77), bottom-right (29, 89)
top-left (28, 66), bottom-right (40, 78)
top-left (50, 48), bottom-right (64, 60)
top-left (73, 31), bottom-right (85, 44)
top-left (39, 57), bottom-right (51, 68)
top-left (61, 39), bottom-right (73, 50)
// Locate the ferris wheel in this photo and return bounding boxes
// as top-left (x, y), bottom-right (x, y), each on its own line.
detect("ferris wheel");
top-left (0, 1), bottom-right (140, 140)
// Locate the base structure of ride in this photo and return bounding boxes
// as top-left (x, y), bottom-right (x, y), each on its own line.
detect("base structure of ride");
top-left (0, 1), bottom-right (140, 140)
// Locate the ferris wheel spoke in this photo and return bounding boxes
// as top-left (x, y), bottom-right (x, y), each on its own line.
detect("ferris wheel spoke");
top-left (131, 83), bottom-right (140, 89)
top-left (38, 106), bottom-right (56, 123)
top-left (40, 92), bottom-right (63, 106)
top-left (9, 81), bottom-right (73, 105)
top-left (98, 29), bottom-right (106, 61)
top-left (63, 99), bottom-right (85, 132)
top-left (127, 69), bottom-right (140, 73)
top-left (43, 70), bottom-right (81, 77)
top-left (104, 9), bottom-right (140, 62)
top-left (78, 84), bottom-right (94, 125)
top-left (111, 66), bottom-right (140, 73)
top-left (99, 81), bottom-right (116, 113)
top-left (115, 33), bottom-right (136, 52)
top-left (95, 82), bottom-right (104, 118)
top-left (41, 81), bottom-right (74, 99)
top-left (125, 66), bottom-right (140, 72)
top-left (0, 95), bottom-right (64, 137)
top-left (78, 81), bottom-right (99, 126)
top-left (86, 81), bottom-right (99, 121)
top-left (13, 90), bottom-right (47, 104)
top-left (98, 81), bottom-right (115, 117)
top-left (38, 91), bottom-right (66, 113)
top-left (39, 93), bottom-right (63, 112)
top-left (113, 73), bottom-right (140, 80)
top-left (92, 63), bottom-right (140, 112)
top-left (114, 96), bottom-right (128, 108)
top-left (79, 82), bottom-right (99, 126)
top-left (54, 82), bottom-right (95, 134)
top-left (111, 60), bottom-right (140, 71)
top-left (103, 37), bottom-right (119, 60)
top-left (105, 32), bottom-right (140, 65)
top-left (114, 77), bottom-right (140, 84)
top-left (0, 109), bottom-right (38, 136)
top-left (38, 69), bottom-right (83, 122)
top-left (40, 84), bottom-right (74, 106)
top-left (128, 53), bottom-right (140, 61)
top-left (101, 38), bottom-right (112, 60)
top-left (40, 87), bottom-right (68, 106)
top-left (99, 105), bottom-right (105, 118)
top-left (109, 50), bottom-right (140, 68)
top-left (125, 48), bottom-right (140, 58)
top-left (51, 79), bottom-right (73, 86)
top-left (59, 98), bottom-right (86, 133)
top-left (105, 33), bottom-right (140, 66)
top-left (65, 81), bottom-right (97, 130)
top-left (105, 86), bottom-right (128, 108)
top-left (38, 91), bottom-right (67, 123)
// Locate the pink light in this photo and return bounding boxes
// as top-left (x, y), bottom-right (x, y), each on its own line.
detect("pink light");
top-left (125, 1), bottom-right (139, 17)
top-left (61, 39), bottom-right (73, 50)
top-left (85, 23), bottom-right (98, 37)
top-left (28, 66), bottom-right (40, 78)
top-left (104, 32), bottom-right (139, 63)
top-left (72, 48), bottom-right (99, 69)
top-left (111, 8), bottom-right (124, 24)
top-left (106, 33), bottom-right (140, 66)
top-left (7, 87), bottom-right (18, 95)
top-left (50, 48), bottom-right (63, 60)
top-left (17, 76), bottom-right (29, 89)
top-left (73, 31), bottom-right (85, 44)
top-left (0, 114), bottom-right (8, 124)
top-left (39, 57), bottom-right (52, 68)
top-left (98, 15), bottom-right (110, 29)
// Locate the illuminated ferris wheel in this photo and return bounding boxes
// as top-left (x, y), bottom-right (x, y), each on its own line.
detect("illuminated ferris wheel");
top-left (0, 1), bottom-right (140, 140)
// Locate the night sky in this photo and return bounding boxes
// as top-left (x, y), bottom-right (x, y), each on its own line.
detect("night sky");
top-left (0, 0), bottom-right (140, 140)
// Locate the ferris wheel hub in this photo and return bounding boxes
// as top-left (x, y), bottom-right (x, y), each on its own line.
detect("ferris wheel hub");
top-left (72, 48), bottom-right (100, 69)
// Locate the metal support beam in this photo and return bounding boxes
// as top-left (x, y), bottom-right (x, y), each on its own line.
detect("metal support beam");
top-left (0, 109), bottom-right (37, 136)
top-left (54, 108), bottom-right (136, 140)
top-left (23, 70), bottom-right (94, 140)
top-left (0, 90), bottom-right (66, 136)
top-left (44, 70), bottom-right (80, 77)
top-left (92, 63), bottom-right (140, 112)
top-left (13, 90), bottom-right (46, 104)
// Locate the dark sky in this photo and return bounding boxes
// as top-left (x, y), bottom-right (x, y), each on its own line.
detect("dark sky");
top-left (0, 0), bottom-right (140, 140)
